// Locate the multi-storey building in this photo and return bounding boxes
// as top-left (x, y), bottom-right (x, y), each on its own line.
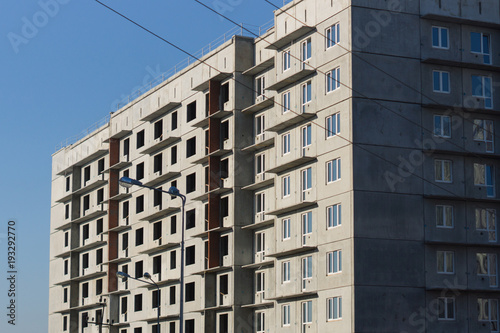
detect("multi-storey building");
top-left (49, 0), bottom-right (500, 332)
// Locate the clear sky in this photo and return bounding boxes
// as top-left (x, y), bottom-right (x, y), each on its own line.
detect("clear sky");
top-left (0, 1), bottom-right (276, 331)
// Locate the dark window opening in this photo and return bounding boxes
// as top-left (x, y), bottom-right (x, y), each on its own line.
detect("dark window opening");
top-left (123, 201), bottom-right (129, 218)
top-left (153, 222), bottom-right (162, 241)
top-left (82, 312), bottom-right (88, 328)
top-left (185, 282), bottom-right (195, 302)
top-left (154, 188), bottom-right (162, 207)
top-left (186, 137), bottom-right (196, 158)
top-left (65, 177), bottom-right (71, 192)
top-left (205, 130), bottom-right (209, 155)
top-left (221, 196), bottom-right (229, 218)
top-left (84, 166), bottom-right (91, 183)
top-left (82, 282), bottom-right (89, 298)
top-left (153, 255), bottom-right (161, 274)
top-left (154, 154), bottom-right (163, 174)
top-left (63, 316), bottom-right (68, 331)
top-left (152, 289), bottom-right (161, 308)
top-left (185, 319), bottom-right (195, 333)
top-left (63, 288), bottom-right (68, 303)
top-left (135, 228), bottom-right (144, 246)
top-left (121, 297), bottom-right (127, 314)
top-left (220, 236), bottom-right (228, 257)
top-left (96, 218), bottom-right (103, 235)
top-left (154, 120), bottom-right (163, 140)
top-left (134, 294), bottom-right (143, 312)
top-left (98, 158), bottom-right (105, 174)
top-left (187, 101), bottom-right (197, 122)
top-left (83, 224), bottom-right (89, 240)
top-left (171, 215), bottom-right (177, 234)
top-left (96, 278), bottom-right (103, 295)
top-left (220, 314), bottom-right (228, 333)
top-left (221, 83), bottom-right (229, 104)
top-left (172, 111), bottom-right (178, 131)
top-left (221, 159), bottom-right (229, 180)
top-left (205, 93), bottom-right (210, 117)
top-left (123, 138), bottom-right (130, 156)
top-left (221, 120), bottom-right (229, 142)
top-left (186, 209), bottom-right (196, 230)
top-left (136, 195), bottom-right (144, 214)
top-left (83, 195), bottom-right (90, 211)
top-left (65, 204), bottom-right (70, 219)
top-left (136, 163), bottom-right (144, 180)
top-left (64, 232), bottom-right (69, 247)
top-left (186, 173), bottom-right (196, 194)
top-left (64, 260), bottom-right (68, 275)
top-left (82, 253), bottom-right (89, 269)
top-left (135, 261), bottom-right (143, 279)
top-left (96, 248), bottom-right (103, 265)
top-left (122, 233), bottom-right (128, 251)
top-left (169, 286), bottom-right (176, 305)
top-left (170, 251), bottom-right (176, 269)
top-left (170, 322), bottom-right (176, 333)
top-left (136, 130), bottom-right (145, 149)
top-left (97, 188), bottom-right (104, 205)
top-left (171, 145), bottom-right (178, 165)
top-left (186, 246), bottom-right (195, 265)
top-left (134, 328), bottom-right (142, 333)
top-left (204, 167), bottom-right (209, 193)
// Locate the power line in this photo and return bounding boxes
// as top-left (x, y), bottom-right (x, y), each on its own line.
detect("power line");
top-left (93, 0), bottom-right (488, 202)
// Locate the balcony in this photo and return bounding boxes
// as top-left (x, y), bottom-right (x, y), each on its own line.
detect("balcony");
top-left (242, 212), bottom-right (274, 230)
top-left (139, 200), bottom-right (182, 221)
top-left (138, 237), bottom-right (179, 255)
top-left (71, 203), bottom-right (108, 225)
top-left (242, 173), bottom-right (274, 191)
top-left (242, 96), bottom-right (275, 115)
top-left (139, 133), bottom-right (181, 155)
top-left (242, 57), bottom-right (275, 76)
top-left (140, 101), bottom-right (181, 122)
top-left (56, 148), bottom-right (108, 176)
top-left (242, 133), bottom-right (275, 152)
top-left (142, 165), bottom-right (181, 188)
top-left (265, 26), bottom-right (316, 50)
top-left (192, 72), bottom-right (232, 92)
top-left (266, 69), bottom-right (316, 91)
top-left (267, 108), bottom-right (316, 132)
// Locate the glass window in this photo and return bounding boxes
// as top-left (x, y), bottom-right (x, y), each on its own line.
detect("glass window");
top-left (301, 38), bottom-right (312, 69)
top-left (282, 218), bottom-right (291, 240)
top-left (326, 113), bottom-right (340, 138)
top-left (282, 175), bottom-right (291, 197)
top-left (283, 49), bottom-right (291, 72)
top-left (473, 119), bottom-right (494, 153)
top-left (282, 133), bottom-right (291, 155)
top-left (432, 26), bottom-right (449, 49)
top-left (327, 204), bottom-right (341, 228)
top-left (476, 253), bottom-right (498, 287)
top-left (282, 91), bottom-right (291, 113)
top-left (471, 32), bottom-right (491, 64)
top-left (478, 298), bottom-right (499, 330)
top-left (282, 304), bottom-right (291, 327)
top-left (301, 81), bottom-right (312, 113)
top-left (436, 205), bottom-right (453, 228)
top-left (326, 67), bottom-right (341, 92)
top-left (433, 70), bottom-right (450, 93)
top-left (282, 261), bottom-right (291, 283)
top-left (474, 163), bottom-right (495, 197)
top-left (302, 256), bottom-right (313, 290)
top-left (435, 159), bottom-right (452, 183)
top-left (327, 297), bottom-right (342, 320)
top-left (438, 297), bottom-right (455, 320)
top-left (327, 159), bottom-right (341, 183)
top-left (472, 75), bottom-right (493, 109)
top-left (326, 23), bottom-right (340, 48)
top-left (437, 251), bottom-right (454, 274)
top-left (327, 250), bottom-right (342, 274)
top-left (434, 115), bottom-right (451, 138)
top-left (475, 208), bottom-right (497, 242)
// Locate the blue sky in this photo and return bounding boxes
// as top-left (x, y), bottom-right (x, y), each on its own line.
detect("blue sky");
top-left (0, 1), bottom-right (275, 331)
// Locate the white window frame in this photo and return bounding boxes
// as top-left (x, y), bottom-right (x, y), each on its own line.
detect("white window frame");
top-left (302, 211), bottom-right (312, 245)
top-left (326, 113), bottom-right (340, 138)
top-left (436, 205), bottom-right (454, 228)
top-left (438, 297), bottom-right (455, 320)
top-left (437, 251), bottom-right (455, 274)
top-left (326, 67), bottom-right (340, 93)
top-left (434, 115), bottom-right (451, 138)
top-left (282, 49), bottom-right (291, 72)
top-left (282, 218), bottom-right (291, 241)
top-left (432, 26), bottom-right (449, 49)
top-left (301, 168), bottom-right (312, 201)
top-left (327, 204), bottom-right (341, 228)
top-left (473, 163), bottom-right (495, 197)
top-left (301, 81), bottom-right (312, 113)
top-left (282, 91), bottom-right (291, 114)
top-left (478, 298), bottom-right (499, 330)
top-left (433, 70), bottom-right (450, 93)
top-left (327, 250), bottom-right (342, 275)
top-left (326, 23), bottom-right (340, 48)
top-left (475, 208), bottom-right (497, 242)
top-left (327, 297), bottom-right (342, 321)
top-left (282, 261), bottom-right (291, 283)
top-left (301, 124), bottom-right (312, 155)
top-left (473, 119), bottom-right (494, 153)
top-left (255, 192), bottom-right (265, 214)
top-left (472, 75), bottom-right (493, 109)
top-left (255, 153), bottom-right (265, 176)
top-left (327, 159), bottom-right (341, 183)
top-left (471, 32), bottom-right (491, 64)
top-left (256, 76), bottom-right (266, 99)
top-left (282, 132), bottom-right (291, 155)
top-left (477, 253), bottom-right (498, 287)
top-left (282, 304), bottom-right (291, 327)
top-left (282, 175), bottom-right (291, 198)
top-left (302, 300), bottom-right (313, 329)
top-left (255, 114), bottom-right (265, 137)
top-left (301, 38), bottom-right (312, 69)
top-left (255, 232), bottom-right (265, 256)
top-left (435, 159), bottom-right (452, 183)
top-left (256, 311), bottom-right (265, 333)
top-left (302, 256), bottom-right (313, 290)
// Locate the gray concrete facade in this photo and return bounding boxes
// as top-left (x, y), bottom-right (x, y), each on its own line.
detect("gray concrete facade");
top-left (49, 1), bottom-right (500, 332)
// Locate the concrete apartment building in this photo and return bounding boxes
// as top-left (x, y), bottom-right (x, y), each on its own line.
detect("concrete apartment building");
top-left (49, 0), bottom-right (500, 332)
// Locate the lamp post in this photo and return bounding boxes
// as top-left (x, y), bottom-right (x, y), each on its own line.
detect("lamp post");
top-left (117, 271), bottom-right (160, 333)
top-left (119, 177), bottom-right (186, 333)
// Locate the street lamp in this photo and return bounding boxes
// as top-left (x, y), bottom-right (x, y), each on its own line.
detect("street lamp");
top-left (119, 177), bottom-right (187, 333)
top-left (117, 271), bottom-right (160, 333)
